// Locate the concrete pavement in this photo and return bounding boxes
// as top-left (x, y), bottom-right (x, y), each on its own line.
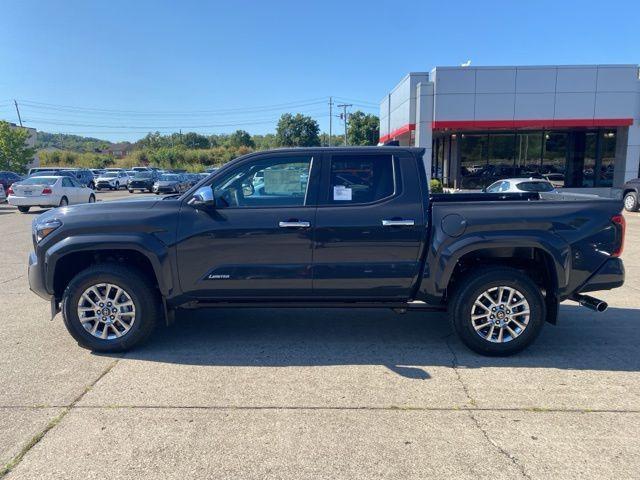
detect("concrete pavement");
top-left (1, 193), bottom-right (639, 479)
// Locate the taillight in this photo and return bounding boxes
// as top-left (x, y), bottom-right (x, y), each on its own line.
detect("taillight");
top-left (7, 186), bottom-right (13, 195)
top-left (612, 214), bottom-right (625, 257)
top-left (42, 187), bottom-right (53, 195)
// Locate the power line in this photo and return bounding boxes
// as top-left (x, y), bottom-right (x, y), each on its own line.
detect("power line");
top-left (22, 113), bottom-right (331, 130)
top-left (17, 97), bottom-right (329, 116)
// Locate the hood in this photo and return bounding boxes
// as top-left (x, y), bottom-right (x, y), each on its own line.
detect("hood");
top-left (38, 197), bottom-right (160, 222)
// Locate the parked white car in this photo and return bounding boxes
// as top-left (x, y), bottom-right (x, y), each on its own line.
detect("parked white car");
top-left (484, 178), bottom-right (557, 194)
top-left (8, 176), bottom-right (95, 213)
top-left (95, 171), bottom-right (130, 190)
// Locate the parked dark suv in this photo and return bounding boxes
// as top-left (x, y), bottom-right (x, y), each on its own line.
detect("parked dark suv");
top-left (63, 169), bottom-right (95, 189)
top-left (127, 171), bottom-right (158, 193)
top-left (623, 178), bottom-right (640, 212)
top-left (0, 171), bottom-right (23, 192)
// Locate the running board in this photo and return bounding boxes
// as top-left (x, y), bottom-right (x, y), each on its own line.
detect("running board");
top-left (179, 299), bottom-right (445, 312)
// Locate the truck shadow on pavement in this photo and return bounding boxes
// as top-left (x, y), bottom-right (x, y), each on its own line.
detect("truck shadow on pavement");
top-left (112, 304), bottom-right (640, 379)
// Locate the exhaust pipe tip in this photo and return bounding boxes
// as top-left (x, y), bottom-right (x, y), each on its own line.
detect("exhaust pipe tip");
top-left (571, 294), bottom-right (608, 312)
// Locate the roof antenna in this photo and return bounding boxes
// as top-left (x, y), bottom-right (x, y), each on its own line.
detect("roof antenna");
top-left (460, 60), bottom-right (472, 67)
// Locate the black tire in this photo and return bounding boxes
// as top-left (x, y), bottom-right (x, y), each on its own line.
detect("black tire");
top-left (624, 191), bottom-right (639, 212)
top-left (88, 194), bottom-right (96, 203)
top-left (128, 190), bottom-right (134, 194)
top-left (61, 263), bottom-right (160, 352)
top-left (148, 188), bottom-right (153, 193)
top-left (59, 196), bottom-right (68, 207)
top-left (17, 206), bottom-right (30, 213)
top-left (450, 267), bottom-right (545, 356)
top-left (89, 182), bottom-right (95, 190)
top-left (115, 182), bottom-right (120, 190)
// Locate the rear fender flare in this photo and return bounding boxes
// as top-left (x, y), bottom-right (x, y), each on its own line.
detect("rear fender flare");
top-left (435, 232), bottom-right (571, 296)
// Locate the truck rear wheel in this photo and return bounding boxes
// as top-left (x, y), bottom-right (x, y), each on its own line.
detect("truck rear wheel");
top-left (450, 267), bottom-right (545, 356)
top-left (61, 263), bottom-right (160, 352)
top-left (624, 191), bottom-right (639, 212)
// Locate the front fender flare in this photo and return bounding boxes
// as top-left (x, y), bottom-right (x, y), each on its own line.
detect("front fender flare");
top-left (44, 234), bottom-right (172, 296)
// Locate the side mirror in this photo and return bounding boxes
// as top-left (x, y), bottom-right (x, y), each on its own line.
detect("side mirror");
top-left (188, 186), bottom-right (215, 208)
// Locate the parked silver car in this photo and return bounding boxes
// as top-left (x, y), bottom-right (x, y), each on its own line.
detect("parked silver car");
top-left (484, 178), bottom-right (557, 194)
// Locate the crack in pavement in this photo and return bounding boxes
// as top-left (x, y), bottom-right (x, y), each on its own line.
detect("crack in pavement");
top-left (445, 334), bottom-right (532, 480)
top-left (0, 359), bottom-right (120, 479)
top-left (0, 275), bottom-right (24, 285)
top-left (1, 405), bottom-right (639, 413)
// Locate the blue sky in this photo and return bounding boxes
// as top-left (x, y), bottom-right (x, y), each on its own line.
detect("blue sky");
top-left (1, 0), bottom-right (638, 142)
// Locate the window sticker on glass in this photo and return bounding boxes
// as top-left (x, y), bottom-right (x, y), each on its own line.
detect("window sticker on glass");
top-left (333, 185), bottom-right (352, 201)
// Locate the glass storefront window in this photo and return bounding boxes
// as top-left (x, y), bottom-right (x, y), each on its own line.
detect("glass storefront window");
top-left (459, 134), bottom-right (488, 189)
top-left (600, 130), bottom-right (616, 187)
top-left (434, 128), bottom-right (618, 190)
top-left (515, 133), bottom-right (543, 176)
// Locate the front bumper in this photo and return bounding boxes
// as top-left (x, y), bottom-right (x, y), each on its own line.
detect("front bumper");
top-left (154, 185), bottom-right (177, 193)
top-left (28, 251), bottom-right (51, 300)
top-left (129, 182), bottom-right (152, 189)
top-left (96, 181), bottom-right (116, 189)
top-left (578, 257), bottom-right (625, 293)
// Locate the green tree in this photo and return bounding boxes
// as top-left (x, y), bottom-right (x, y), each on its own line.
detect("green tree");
top-left (226, 130), bottom-right (255, 148)
top-left (347, 111), bottom-right (380, 146)
top-left (0, 121), bottom-right (36, 173)
top-left (275, 113), bottom-right (320, 147)
top-left (179, 132), bottom-right (210, 149)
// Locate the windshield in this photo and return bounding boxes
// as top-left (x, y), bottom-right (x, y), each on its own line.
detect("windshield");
top-left (134, 172), bottom-right (153, 178)
top-left (517, 181), bottom-right (555, 192)
top-left (102, 172), bottom-right (118, 178)
top-left (160, 174), bottom-right (179, 181)
top-left (20, 177), bottom-right (58, 186)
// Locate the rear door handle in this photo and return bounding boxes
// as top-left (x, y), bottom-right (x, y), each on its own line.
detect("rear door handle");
top-left (382, 219), bottom-right (415, 227)
top-left (279, 221), bottom-right (311, 228)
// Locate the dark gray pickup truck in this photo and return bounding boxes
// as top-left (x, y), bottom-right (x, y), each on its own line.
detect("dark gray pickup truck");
top-left (28, 147), bottom-right (626, 355)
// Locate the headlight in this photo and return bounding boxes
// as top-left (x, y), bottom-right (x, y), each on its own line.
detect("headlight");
top-left (35, 218), bottom-right (62, 242)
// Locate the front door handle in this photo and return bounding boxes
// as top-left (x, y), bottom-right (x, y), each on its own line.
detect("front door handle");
top-left (279, 221), bottom-right (311, 228)
top-left (382, 219), bottom-right (415, 227)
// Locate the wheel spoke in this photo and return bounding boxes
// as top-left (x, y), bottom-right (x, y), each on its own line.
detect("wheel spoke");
top-left (506, 325), bottom-right (519, 339)
top-left (474, 321), bottom-right (491, 331)
top-left (486, 324), bottom-right (495, 340)
top-left (497, 327), bottom-right (504, 343)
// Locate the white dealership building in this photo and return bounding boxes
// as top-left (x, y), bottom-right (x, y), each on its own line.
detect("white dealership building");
top-left (379, 64), bottom-right (640, 194)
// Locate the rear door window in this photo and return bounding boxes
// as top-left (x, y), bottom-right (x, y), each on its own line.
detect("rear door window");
top-left (517, 181), bottom-right (554, 192)
top-left (326, 154), bottom-right (395, 205)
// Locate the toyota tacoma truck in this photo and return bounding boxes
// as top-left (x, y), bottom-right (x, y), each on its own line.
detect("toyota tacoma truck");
top-left (27, 147), bottom-right (626, 355)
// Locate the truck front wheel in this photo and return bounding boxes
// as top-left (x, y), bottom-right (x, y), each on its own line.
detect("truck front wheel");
top-left (450, 267), bottom-right (545, 356)
top-left (61, 263), bottom-right (160, 352)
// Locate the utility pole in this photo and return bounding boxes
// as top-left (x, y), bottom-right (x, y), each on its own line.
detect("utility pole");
top-left (328, 96), bottom-right (333, 146)
top-left (14, 100), bottom-right (23, 127)
top-left (337, 103), bottom-right (352, 146)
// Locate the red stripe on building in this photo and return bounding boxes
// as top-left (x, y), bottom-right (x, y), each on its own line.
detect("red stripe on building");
top-left (431, 118), bottom-right (633, 130)
top-left (378, 123), bottom-right (415, 143)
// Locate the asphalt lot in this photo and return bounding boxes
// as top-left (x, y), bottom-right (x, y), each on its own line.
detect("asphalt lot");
top-left (0, 190), bottom-right (639, 479)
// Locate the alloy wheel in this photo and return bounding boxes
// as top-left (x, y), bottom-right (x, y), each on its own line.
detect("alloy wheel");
top-left (471, 286), bottom-right (530, 343)
top-left (76, 283), bottom-right (136, 340)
